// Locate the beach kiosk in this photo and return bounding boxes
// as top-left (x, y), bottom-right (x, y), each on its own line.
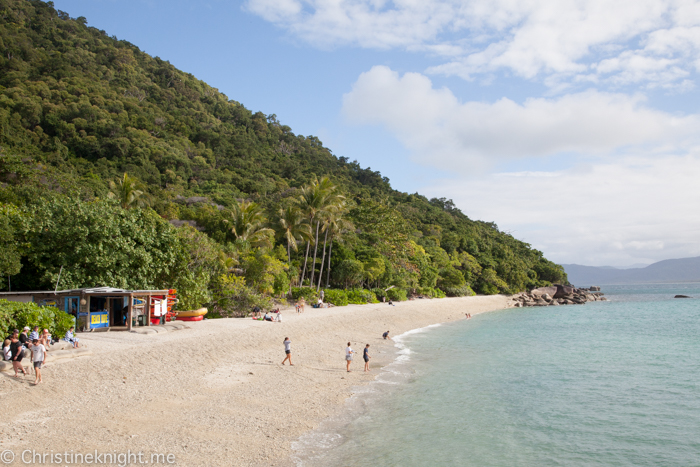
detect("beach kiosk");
top-left (0, 287), bottom-right (176, 332)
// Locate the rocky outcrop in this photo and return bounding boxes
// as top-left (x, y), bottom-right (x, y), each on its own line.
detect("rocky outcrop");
top-left (510, 285), bottom-right (606, 308)
top-left (674, 295), bottom-right (692, 298)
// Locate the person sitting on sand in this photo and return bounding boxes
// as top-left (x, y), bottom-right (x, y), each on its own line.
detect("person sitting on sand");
top-left (387, 300), bottom-right (394, 306)
top-left (264, 312), bottom-right (274, 322)
top-left (39, 329), bottom-right (52, 347)
top-left (363, 344), bottom-right (371, 372)
top-left (19, 327), bottom-right (31, 347)
top-left (346, 342), bottom-right (354, 372)
top-left (281, 337), bottom-right (293, 366)
top-left (383, 331), bottom-right (392, 341)
top-left (64, 327), bottom-right (80, 348)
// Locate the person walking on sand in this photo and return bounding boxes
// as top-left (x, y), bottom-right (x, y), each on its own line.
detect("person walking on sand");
top-left (30, 338), bottom-right (46, 385)
top-left (299, 297), bottom-right (306, 313)
top-left (346, 342), bottom-right (354, 372)
top-left (281, 337), bottom-right (293, 365)
top-left (9, 331), bottom-right (27, 377)
top-left (363, 344), bottom-right (371, 372)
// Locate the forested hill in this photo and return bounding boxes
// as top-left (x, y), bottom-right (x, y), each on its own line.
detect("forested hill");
top-left (0, 0), bottom-right (566, 305)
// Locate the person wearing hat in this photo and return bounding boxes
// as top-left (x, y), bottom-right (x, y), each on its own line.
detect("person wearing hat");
top-left (19, 327), bottom-right (31, 347)
top-left (30, 338), bottom-right (47, 385)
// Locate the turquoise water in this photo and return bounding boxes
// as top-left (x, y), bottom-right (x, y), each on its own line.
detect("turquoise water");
top-left (295, 284), bottom-right (700, 466)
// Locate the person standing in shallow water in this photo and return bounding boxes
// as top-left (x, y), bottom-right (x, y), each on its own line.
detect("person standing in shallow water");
top-left (346, 342), bottom-right (354, 372)
top-left (281, 337), bottom-right (293, 366)
top-left (363, 344), bottom-right (371, 372)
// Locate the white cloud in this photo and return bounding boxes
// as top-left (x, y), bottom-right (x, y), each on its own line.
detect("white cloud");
top-left (245, 0), bottom-right (700, 89)
top-left (342, 66), bottom-right (700, 169)
top-left (422, 154), bottom-right (700, 266)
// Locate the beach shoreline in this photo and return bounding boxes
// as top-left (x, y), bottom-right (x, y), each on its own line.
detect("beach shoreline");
top-left (0, 295), bottom-right (511, 466)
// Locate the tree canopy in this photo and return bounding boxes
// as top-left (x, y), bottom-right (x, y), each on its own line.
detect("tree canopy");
top-left (0, 0), bottom-right (567, 308)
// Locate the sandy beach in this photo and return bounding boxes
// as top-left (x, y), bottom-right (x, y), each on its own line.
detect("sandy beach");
top-left (0, 295), bottom-right (510, 466)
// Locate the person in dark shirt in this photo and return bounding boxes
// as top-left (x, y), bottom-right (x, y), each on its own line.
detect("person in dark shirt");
top-left (363, 344), bottom-right (371, 372)
top-left (382, 331), bottom-right (392, 340)
top-left (19, 326), bottom-right (30, 345)
top-left (9, 331), bottom-right (27, 377)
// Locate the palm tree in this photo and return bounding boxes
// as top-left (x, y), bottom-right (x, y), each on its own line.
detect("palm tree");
top-left (276, 206), bottom-right (312, 264)
top-left (319, 210), bottom-right (353, 289)
top-left (297, 178), bottom-right (328, 285)
top-left (108, 173), bottom-right (148, 209)
top-left (227, 199), bottom-right (274, 248)
top-left (298, 177), bottom-right (345, 286)
top-left (275, 206), bottom-right (312, 293)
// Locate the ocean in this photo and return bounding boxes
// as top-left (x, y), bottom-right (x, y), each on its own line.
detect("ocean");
top-left (293, 284), bottom-right (700, 466)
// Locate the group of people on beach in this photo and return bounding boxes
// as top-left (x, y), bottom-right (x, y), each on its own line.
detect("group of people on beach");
top-left (281, 329), bottom-right (394, 373)
top-left (251, 307), bottom-right (282, 322)
top-left (2, 325), bottom-right (80, 384)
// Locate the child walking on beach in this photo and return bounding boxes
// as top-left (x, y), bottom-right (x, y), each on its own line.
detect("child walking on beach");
top-left (363, 344), bottom-right (371, 372)
top-left (346, 342), bottom-right (354, 372)
top-left (281, 337), bottom-right (293, 365)
top-left (30, 338), bottom-right (46, 385)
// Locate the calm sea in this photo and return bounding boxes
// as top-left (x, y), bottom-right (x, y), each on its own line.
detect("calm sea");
top-left (293, 284), bottom-right (700, 466)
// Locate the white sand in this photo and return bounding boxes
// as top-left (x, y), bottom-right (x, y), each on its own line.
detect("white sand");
top-left (0, 295), bottom-right (511, 466)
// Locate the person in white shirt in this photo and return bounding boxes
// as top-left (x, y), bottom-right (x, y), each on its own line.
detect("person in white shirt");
top-left (281, 337), bottom-right (293, 366)
top-left (346, 342), bottom-right (354, 372)
top-left (2, 339), bottom-right (11, 361)
top-left (30, 338), bottom-right (47, 385)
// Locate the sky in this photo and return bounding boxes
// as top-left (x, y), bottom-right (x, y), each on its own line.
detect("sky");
top-left (52, 0), bottom-right (700, 268)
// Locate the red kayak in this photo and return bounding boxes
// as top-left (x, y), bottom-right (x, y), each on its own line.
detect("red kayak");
top-left (176, 315), bottom-right (204, 322)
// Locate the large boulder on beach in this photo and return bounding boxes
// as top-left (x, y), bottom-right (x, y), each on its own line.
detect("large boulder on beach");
top-left (530, 286), bottom-right (557, 298)
top-left (554, 284), bottom-right (575, 298)
top-left (589, 286), bottom-right (601, 291)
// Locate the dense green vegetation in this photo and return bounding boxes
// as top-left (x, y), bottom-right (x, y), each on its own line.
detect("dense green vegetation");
top-left (0, 0), bottom-right (567, 314)
top-left (0, 299), bottom-right (74, 339)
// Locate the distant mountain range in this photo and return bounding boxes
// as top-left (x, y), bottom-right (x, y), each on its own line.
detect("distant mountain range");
top-left (563, 257), bottom-right (700, 286)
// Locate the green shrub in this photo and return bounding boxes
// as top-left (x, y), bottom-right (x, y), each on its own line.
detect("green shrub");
top-left (0, 304), bottom-right (17, 339)
top-left (386, 288), bottom-right (408, 302)
top-left (371, 288), bottom-right (386, 301)
top-left (0, 299), bottom-right (75, 339)
top-left (417, 287), bottom-right (446, 298)
top-left (211, 275), bottom-right (272, 318)
top-left (346, 289), bottom-right (376, 304)
top-left (323, 289), bottom-right (348, 306)
top-left (441, 285), bottom-right (476, 297)
top-left (291, 287), bottom-right (319, 303)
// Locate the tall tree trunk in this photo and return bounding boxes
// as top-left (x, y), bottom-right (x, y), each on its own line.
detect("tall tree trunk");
top-left (310, 220), bottom-right (320, 285)
top-left (326, 240), bottom-right (333, 287)
top-left (300, 241), bottom-right (310, 286)
top-left (317, 229), bottom-right (328, 291)
top-left (287, 241), bottom-right (293, 295)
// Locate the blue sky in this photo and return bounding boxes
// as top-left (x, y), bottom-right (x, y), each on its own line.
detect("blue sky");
top-left (52, 0), bottom-right (700, 268)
